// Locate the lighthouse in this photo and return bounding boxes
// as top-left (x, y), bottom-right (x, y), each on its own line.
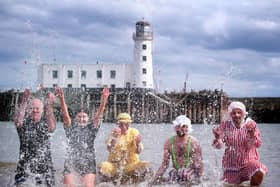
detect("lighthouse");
top-left (132, 20), bottom-right (154, 89)
top-left (39, 20), bottom-right (154, 90)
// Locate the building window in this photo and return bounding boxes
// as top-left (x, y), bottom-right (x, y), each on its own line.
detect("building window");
top-left (68, 70), bottom-right (73, 78)
top-left (52, 70), bottom-right (58, 79)
top-left (97, 70), bottom-right (102, 79)
top-left (67, 84), bottom-right (72, 88)
top-left (52, 84), bottom-right (57, 88)
top-left (142, 68), bottom-right (147, 74)
top-left (142, 44), bottom-right (147, 50)
top-left (81, 84), bottom-right (86, 91)
top-left (110, 84), bottom-right (115, 90)
top-left (142, 56), bottom-right (147, 61)
top-left (81, 70), bottom-right (86, 79)
top-left (142, 81), bottom-right (146, 87)
top-left (126, 82), bottom-right (131, 89)
top-left (110, 70), bottom-right (116, 79)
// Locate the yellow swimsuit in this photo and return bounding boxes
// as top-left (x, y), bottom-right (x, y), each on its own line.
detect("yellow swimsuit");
top-left (99, 128), bottom-right (149, 177)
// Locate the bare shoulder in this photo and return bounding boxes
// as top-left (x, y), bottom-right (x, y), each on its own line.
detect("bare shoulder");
top-left (190, 136), bottom-right (201, 146)
top-left (163, 137), bottom-right (172, 150)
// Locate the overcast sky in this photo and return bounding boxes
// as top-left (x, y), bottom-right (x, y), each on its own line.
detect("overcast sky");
top-left (1, 0), bottom-right (280, 97)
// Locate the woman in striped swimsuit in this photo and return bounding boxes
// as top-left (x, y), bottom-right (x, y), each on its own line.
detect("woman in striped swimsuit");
top-left (212, 101), bottom-right (268, 186)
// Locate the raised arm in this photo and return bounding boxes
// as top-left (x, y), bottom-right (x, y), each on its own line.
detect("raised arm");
top-left (56, 87), bottom-right (71, 128)
top-left (135, 134), bottom-right (143, 154)
top-left (212, 123), bottom-right (224, 149)
top-left (246, 120), bottom-right (262, 149)
top-left (14, 88), bottom-right (31, 128)
top-left (93, 87), bottom-right (110, 127)
top-left (46, 92), bottom-right (56, 132)
top-left (106, 127), bottom-right (121, 152)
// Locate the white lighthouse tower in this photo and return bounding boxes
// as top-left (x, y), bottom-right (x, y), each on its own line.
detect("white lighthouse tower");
top-left (132, 20), bottom-right (154, 89)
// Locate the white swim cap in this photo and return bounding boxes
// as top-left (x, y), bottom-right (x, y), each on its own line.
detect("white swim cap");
top-left (228, 101), bottom-right (247, 116)
top-left (172, 115), bottom-right (193, 133)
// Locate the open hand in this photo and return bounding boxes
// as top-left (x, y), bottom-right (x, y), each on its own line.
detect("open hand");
top-left (246, 121), bottom-right (256, 138)
top-left (212, 126), bottom-right (222, 139)
top-left (102, 87), bottom-right (110, 100)
top-left (48, 92), bottom-right (55, 105)
top-left (23, 88), bottom-right (31, 102)
top-left (56, 86), bottom-right (64, 99)
top-left (135, 134), bottom-right (142, 145)
top-left (112, 127), bottom-right (121, 138)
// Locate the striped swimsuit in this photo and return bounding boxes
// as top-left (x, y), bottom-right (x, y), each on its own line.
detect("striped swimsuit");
top-left (213, 119), bottom-right (268, 184)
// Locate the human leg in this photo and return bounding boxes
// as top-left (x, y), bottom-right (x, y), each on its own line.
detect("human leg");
top-left (250, 170), bottom-right (264, 186)
top-left (124, 161), bottom-right (153, 183)
top-left (240, 160), bottom-right (267, 186)
top-left (64, 173), bottom-right (77, 187)
top-left (223, 170), bottom-right (241, 185)
top-left (81, 174), bottom-right (95, 187)
top-left (98, 161), bottom-right (119, 182)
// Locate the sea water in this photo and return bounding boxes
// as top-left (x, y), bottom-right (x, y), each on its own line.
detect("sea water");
top-left (0, 122), bottom-right (279, 186)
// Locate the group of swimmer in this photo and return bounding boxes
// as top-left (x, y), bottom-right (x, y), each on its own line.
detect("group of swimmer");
top-left (13, 87), bottom-right (267, 186)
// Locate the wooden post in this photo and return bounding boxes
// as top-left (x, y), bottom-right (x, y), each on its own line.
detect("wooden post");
top-left (127, 93), bottom-right (131, 115)
top-left (86, 94), bottom-right (90, 117)
top-left (184, 97), bottom-right (188, 116)
top-left (170, 104), bottom-right (173, 123)
top-left (114, 93), bottom-right (117, 119)
top-left (197, 100), bottom-right (202, 123)
top-left (156, 98), bottom-right (159, 122)
top-left (91, 101), bottom-right (95, 120)
top-left (193, 101), bottom-right (197, 123)
top-left (203, 101), bottom-right (206, 123)
top-left (142, 94), bottom-right (145, 123)
top-left (81, 93), bottom-right (84, 110)
top-left (159, 103), bottom-right (163, 123)
top-left (212, 100), bottom-right (216, 123)
top-left (188, 103), bottom-right (192, 122)
top-left (219, 92), bottom-right (224, 122)
top-left (145, 96), bottom-right (149, 123)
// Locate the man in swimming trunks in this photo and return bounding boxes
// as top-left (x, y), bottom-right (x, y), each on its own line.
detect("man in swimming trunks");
top-left (57, 87), bottom-right (109, 187)
top-left (98, 113), bottom-right (153, 184)
top-left (150, 115), bottom-right (203, 186)
top-left (14, 88), bottom-right (56, 186)
top-left (212, 101), bottom-right (268, 186)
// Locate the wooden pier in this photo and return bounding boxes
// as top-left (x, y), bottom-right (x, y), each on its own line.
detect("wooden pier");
top-left (3, 88), bottom-right (279, 123)
top-left (57, 88), bottom-right (228, 124)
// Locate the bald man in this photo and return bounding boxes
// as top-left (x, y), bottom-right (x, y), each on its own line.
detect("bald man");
top-left (14, 88), bottom-right (56, 187)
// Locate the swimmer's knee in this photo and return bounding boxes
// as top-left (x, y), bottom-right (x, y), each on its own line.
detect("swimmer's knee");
top-left (98, 162), bottom-right (116, 178)
top-left (250, 170), bottom-right (264, 186)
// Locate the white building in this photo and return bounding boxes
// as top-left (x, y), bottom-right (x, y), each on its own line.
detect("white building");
top-left (38, 21), bottom-right (154, 90)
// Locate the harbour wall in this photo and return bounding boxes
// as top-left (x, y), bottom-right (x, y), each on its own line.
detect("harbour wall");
top-left (1, 89), bottom-right (279, 123)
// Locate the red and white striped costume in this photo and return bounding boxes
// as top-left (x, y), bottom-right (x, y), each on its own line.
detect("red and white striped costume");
top-left (213, 118), bottom-right (268, 184)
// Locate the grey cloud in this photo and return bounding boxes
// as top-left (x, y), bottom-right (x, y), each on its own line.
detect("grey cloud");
top-left (0, 0), bottom-right (280, 96)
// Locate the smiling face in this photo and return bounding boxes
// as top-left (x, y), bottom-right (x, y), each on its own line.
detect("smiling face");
top-left (75, 111), bottom-right (89, 126)
top-left (29, 99), bottom-right (44, 123)
top-left (230, 108), bottom-right (245, 127)
top-left (117, 121), bottom-right (130, 135)
top-left (175, 124), bottom-right (189, 137)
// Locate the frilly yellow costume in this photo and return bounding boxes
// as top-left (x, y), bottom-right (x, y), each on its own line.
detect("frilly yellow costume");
top-left (98, 113), bottom-right (150, 178)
